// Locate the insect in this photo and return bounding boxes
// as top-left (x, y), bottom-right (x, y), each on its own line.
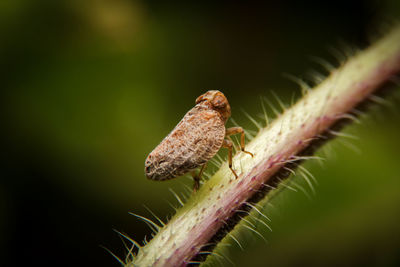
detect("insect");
top-left (145, 90), bottom-right (253, 191)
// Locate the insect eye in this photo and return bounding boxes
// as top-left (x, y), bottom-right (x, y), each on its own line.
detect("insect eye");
top-left (212, 95), bottom-right (226, 108)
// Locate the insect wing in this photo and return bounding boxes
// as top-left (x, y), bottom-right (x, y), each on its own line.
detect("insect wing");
top-left (177, 109), bottom-right (225, 168)
top-left (145, 107), bottom-right (225, 180)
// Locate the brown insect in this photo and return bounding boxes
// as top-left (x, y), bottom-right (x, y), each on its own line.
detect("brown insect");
top-left (145, 90), bottom-right (253, 191)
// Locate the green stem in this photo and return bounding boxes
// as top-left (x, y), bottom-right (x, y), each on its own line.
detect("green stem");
top-left (130, 25), bottom-right (400, 267)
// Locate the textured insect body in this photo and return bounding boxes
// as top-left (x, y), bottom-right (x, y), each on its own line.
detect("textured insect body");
top-left (145, 90), bottom-right (253, 190)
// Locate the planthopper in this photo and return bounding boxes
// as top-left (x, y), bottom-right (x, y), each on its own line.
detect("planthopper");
top-left (145, 90), bottom-right (253, 191)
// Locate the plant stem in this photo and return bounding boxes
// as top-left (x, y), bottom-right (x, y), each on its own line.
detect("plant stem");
top-left (130, 25), bottom-right (400, 267)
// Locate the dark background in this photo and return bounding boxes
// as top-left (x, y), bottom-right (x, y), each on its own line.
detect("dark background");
top-left (2, 0), bottom-right (400, 266)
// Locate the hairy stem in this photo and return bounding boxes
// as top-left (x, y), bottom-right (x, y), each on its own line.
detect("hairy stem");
top-left (130, 26), bottom-right (400, 267)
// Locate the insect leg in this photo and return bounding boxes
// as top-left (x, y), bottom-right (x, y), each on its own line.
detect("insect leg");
top-left (192, 163), bottom-right (207, 192)
top-left (222, 139), bottom-right (238, 179)
top-left (225, 127), bottom-right (254, 157)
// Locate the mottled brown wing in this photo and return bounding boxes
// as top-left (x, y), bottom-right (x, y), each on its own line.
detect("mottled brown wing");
top-left (145, 106), bottom-right (226, 180)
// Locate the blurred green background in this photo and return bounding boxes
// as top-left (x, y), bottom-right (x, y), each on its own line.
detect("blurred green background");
top-left (1, 0), bottom-right (400, 266)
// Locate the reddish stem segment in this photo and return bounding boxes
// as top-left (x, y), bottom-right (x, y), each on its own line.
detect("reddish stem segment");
top-left (131, 26), bottom-right (400, 267)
